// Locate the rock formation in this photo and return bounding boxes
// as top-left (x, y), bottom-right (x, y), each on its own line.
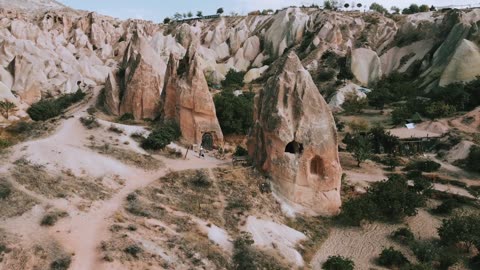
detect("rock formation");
top-left (161, 49), bottom-right (224, 147)
top-left (248, 52), bottom-right (342, 216)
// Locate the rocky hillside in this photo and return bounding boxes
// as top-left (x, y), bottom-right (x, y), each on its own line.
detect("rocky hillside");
top-left (0, 2), bottom-right (480, 122)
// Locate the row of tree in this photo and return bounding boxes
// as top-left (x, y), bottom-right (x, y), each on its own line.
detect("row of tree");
top-left (324, 1), bottom-right (436, 14)
top-left (164, 8), bottom-right (224, 24)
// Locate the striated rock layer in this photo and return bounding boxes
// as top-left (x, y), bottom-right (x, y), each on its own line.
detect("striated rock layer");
top-left (248, 52), bottom-right (342, 216)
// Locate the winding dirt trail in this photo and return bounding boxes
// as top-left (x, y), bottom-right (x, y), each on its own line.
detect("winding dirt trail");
top-left (0, 91), bottom-right (227, 270)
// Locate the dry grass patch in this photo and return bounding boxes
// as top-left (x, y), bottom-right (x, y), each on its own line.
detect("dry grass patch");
top-left (89, 144), bottom-right (163, 170)
top-left (286, 216), bottom-right (331, 263)
top-left (10, 158), bottom-right (111, 201)
top-left (0, 179), bottom-right (38, 218)
top-left (141, 170), bottom-right (224, 225)
top-left (213, 167), bottom-right (282, 231)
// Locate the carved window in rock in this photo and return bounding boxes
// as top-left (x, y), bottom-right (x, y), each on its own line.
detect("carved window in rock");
top-left (285, 141), bottom-right (303, 154)
top-left (310, 156), bottom-right (325, 178)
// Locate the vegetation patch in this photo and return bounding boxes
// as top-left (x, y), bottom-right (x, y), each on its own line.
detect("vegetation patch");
top-left (27, 90), bottom-right (86, 121)
top-left (0, 178), bottom-right (38, 218)
top-left (214, 89), bottom-right (254, 135)
top-left (141, 120), bottom-right (181, 151)
top-left (287, 216), bottom-right (330, 262)
top-left (322, 255), bottom-right (355, 270)
top-left (41, 210), bottom-right (69, 226)
top-left (337, 175), bottom-right (427, 226)
top-left (89, 144), bottom-right (163, 170)
top-left (377, 247), bottom-right (409, 268)
top-left (11, 159), bottom-right (111, 201)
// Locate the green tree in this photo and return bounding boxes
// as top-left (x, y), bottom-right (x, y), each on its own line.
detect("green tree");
top-left (196, 11), bottom-right (203, 17)
top-left (187, 11), bottom-right (193, 18)
top-left (217, 7), bottom-right (224, 15)
top-left (390, 6), bottom-right (400, 14)
top-left (0, 100), bottom-right (17, 119)
top-left (438, 215), bottom-right (480, 251)
top-left (345, 134), bottom-right (372, 167)
top-left (173, 12), bottom-right (182, 20)
top-left (324, 0), bottom-right (338, 10)
top-left (322, 255), bottom-right (355, 270)
top-left (163, 17), bottom-right (171, 24)
top-left (378, 247), bottom-right (409, 267)
top-left (141, 121), bottom-right (181, 151)
top-left (419, 4), bottom-right (430, 12)
top-left (214, 90), bottom-right (254, 135)
top-left (221, 69), bottom-right (245, 89)
top-left (369, 2), bottom-right (388, 13)
top-left (425, 101), bottom-right (456, 119)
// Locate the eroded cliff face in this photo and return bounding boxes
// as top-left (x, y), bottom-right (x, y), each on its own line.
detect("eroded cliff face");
top-left (161, 47), bottom-right (224, 147)
top-left (248, 52), bottom-right (342, 216)
top-left (1, 3), bottom-right (480, 121)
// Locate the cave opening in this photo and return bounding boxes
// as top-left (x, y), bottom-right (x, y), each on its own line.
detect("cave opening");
top-left (285, 141), bottom-right (303, 154)
top-left (310, 155), bottom-right (325, 177)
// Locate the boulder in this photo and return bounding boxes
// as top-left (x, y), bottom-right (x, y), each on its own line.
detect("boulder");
top-left (161, 50), bottom-right (224, 147)
top-left (248, 52), bottom-right (342, 216)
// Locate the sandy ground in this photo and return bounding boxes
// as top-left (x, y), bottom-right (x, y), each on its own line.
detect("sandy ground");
top-left (0, 93), bottom-right (226, 270)
top-left (311, 209), bottom-right (442, 270)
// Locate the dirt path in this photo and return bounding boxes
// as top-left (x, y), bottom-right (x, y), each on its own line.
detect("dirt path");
top-left (0, 90), bottom-right (227, 270)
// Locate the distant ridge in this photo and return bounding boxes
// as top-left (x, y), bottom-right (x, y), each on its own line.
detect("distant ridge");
top-left (0, 0), bottom-right (66, 10)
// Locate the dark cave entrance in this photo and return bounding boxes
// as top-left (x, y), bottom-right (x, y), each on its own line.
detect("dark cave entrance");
top-left (285, 141), bottom-right (304, 154)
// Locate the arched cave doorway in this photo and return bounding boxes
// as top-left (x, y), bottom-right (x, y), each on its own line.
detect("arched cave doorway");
top-left (285, 141), bottom-right (304, 154)
top-left (310, 156), bottom-right (325, 178)
top-left (202, 132), bottom-right (214, 150)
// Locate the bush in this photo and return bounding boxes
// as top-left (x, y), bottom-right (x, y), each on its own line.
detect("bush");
top-left (338, 175), bottom-right (426, 225)
top-left (79, 116), bottom-right (100, 129)
top-left (108, 125), bottom-right (124, 134)
top-left (431, 198), bottom-right (460, 215)
top-left (344, 134), bottom-right (372, 167)
top-left (464, 145), bottom-right (480, 173)
top-left (0, 138), bottom-right (11, 149)
top-left (232, 232), bottom-right (257, 270)
top-left (50, 256), bottom-right (71, 270)
top-left (377, 247), bottom-right (409, 267)
top-left (0, 182), bottom-right (12, 199)
top-left (41, 211), bottom-right (68, 226)
top-left (118, 113), bottom-right (134, 122)
top-left (214, 89), bottom-right (254, 135)
top-left (342, 92), bottom-right (368, 115)
top-left (425, 101), bottom-right (456, 119)
top-left (141, 121), bottom-right (181, 151)
top-left (391, 228), bottom-right (415, 245)
top-left (234, 145), bottom-right (248, 156)
top-left (322, 255), bottom-right (355, 270)
top-left (124, 245), bottom-right (142, 258)
top-left (438, 214), bottom-right (480, 251)
top-left (191, 171), bottom-right (211, 188)
top-left (404, 160), bottom-right (441, 172)
top-left (411, 241), bottom-right (438, 263)
top-left (222, 69), bottom-right (245, 89)
top-left (318, 69), bottom-right (336, 82)
top-left (28, 89), bottom-right (86, 121)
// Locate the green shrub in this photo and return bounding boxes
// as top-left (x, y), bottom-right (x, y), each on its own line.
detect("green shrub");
top-left (79, 116), bottom-right (100, 129)
top-left (118, 113), bottom-right (135, 122)
top-left (343, 134), bottom-right (372, 167)
top-left (337, 175), bottom-right (426, 225)
top-left (191, 171), bottom-right (211, 188)
top-left (28, 89), bottom-right (86, 121)
top-left (214, 90), bottom-right (254, 135)
top-left (222, 69), bottom-right (245, 89)
top-left (404, 160), bottom-right (441, 172)
top-left (50, 256), bottom-right (71, 270)
top-left (438, 214), bottom-right (480, 251)
top-left (141, 121), bottom-right (181, 151)
top-left (411, 241), bottom-right (438, 263)
top-left (0, 138), bottom-right (11, 149)
top-left (391, 227), bottom-right (415, 245)
top-left (322, 255), bottom-right (354, 270)
top-left (425, 101), bottom-right (456, 119)
top-left (431, 198), bottom-right (460, 215)
top-left (124, 245), bottom-right (142, 258)
top-left (464, 145), bottom-right (480, 173)
top-left (41, 211), bottom-right (68, 226)
top-left (377, 247), bottom-right (409, 267)
top-left (0, 182), bottom-right (12, 199)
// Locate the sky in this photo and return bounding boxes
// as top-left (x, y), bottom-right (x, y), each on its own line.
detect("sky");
top-left (57, 0), bottom-right (480, 22)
